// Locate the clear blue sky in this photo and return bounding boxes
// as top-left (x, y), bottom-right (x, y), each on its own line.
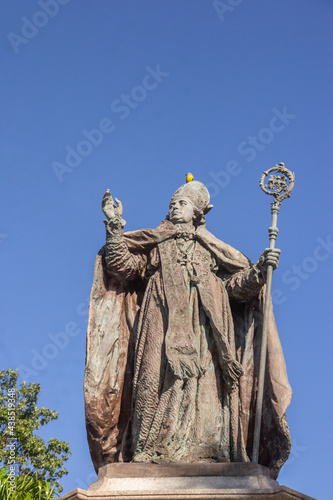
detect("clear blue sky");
top-left (1, 1), bottom-right (332, 498)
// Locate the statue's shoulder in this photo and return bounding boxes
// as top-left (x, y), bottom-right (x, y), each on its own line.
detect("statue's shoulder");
top-left (155, 219), bottom-right (176, 231)
top-left (196, 225), bottom-right (229, 248)
top-left (196, 226), bottom-right (251, 269)
top-left (124, 220), bottom-right (176, 252)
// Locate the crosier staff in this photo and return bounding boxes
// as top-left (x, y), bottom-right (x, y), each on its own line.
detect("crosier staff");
top-left (252, 162), bottom-right (295, 464)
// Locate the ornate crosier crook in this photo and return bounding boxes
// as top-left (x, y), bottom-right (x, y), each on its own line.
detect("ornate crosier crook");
top-left (252, 163), bottom-right (295, 464)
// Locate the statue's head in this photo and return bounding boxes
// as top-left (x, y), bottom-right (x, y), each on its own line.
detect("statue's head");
top-left (167, 180), bottom-right (213, 226)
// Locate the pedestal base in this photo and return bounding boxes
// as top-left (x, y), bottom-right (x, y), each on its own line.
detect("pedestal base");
top-left (59, 463), bottom-right (316, 500)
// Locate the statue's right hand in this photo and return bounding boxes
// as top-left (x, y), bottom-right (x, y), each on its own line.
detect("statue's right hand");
top-left (102, 189), bottom-right (115, 220)
top-left (102, 189), bottom-right (122, 220)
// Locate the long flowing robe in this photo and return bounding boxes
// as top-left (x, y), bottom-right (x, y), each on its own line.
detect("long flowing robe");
top-left (84, 220), bottom-right (291, 479)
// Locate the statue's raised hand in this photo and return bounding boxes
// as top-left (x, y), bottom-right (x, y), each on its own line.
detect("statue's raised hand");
top-left (102, 189), bottom-right (123, 221)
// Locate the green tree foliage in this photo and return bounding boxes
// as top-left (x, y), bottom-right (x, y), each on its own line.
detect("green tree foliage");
top-left (0, 369), bottom-right (71, 495)
top-left (0, 467), bottom-right (57, 499)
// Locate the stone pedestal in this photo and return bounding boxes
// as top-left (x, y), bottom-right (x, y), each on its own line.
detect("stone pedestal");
top-left (59, 463), bottom-right (316, 500)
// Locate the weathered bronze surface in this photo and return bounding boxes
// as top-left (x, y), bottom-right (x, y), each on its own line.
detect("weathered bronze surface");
top-left (84, 179), bottom-right (291, 481)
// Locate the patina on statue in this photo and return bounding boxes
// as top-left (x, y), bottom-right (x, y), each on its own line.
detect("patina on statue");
top-left (84, 180), bottom-right (291, 480)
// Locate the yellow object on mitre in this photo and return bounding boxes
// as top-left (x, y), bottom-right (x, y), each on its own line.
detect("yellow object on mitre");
top-left (186, 172), bottom-right (194, 183)
top-left (171, 179), bottom-right (213, 214)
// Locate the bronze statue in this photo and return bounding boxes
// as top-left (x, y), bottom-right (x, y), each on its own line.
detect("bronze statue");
top-left (84, 178), bottom-right (291, 480)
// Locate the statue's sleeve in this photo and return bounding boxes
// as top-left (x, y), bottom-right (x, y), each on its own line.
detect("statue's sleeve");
top-left (223, 263), bottom-right (265, 302)
top-left (104, 217), bottom-right (147, 282)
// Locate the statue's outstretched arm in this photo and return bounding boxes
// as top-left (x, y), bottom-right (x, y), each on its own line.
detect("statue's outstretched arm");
top-left (102, 190), bottom-right (147, 282)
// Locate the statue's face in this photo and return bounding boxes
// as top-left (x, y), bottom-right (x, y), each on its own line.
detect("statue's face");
top-left (168, 197), bottom-right (194, 224)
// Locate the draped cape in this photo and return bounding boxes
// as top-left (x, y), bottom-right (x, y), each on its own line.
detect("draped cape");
top-left (84, 222), bottom-right (291, 479)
